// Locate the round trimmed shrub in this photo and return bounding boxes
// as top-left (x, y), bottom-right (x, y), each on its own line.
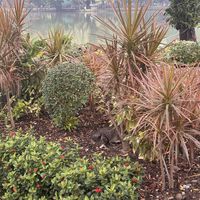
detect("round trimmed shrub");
top-left (42, 62), bottom-right (94, 130)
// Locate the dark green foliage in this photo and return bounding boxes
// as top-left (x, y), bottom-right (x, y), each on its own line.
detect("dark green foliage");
top-left (42, 62), bottom-right (94, 130)
top-left (0, 132), bottom-right (142, 199)
top-left (164, 41), bottom-right (200, 64)
top-left (166, 0), bottom-right (200, 29)
top-left (165, 0), bottom-right (200, 40)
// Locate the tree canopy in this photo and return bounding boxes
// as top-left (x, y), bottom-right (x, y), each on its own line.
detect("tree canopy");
top-left (166, 0), bottom-right (200, 30)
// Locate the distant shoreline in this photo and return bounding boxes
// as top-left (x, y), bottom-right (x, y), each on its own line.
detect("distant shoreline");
top-left (30, 5), bottom-right (169, 13)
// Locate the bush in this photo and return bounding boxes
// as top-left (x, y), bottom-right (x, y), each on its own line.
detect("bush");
top-left (42, 63), bottom-right (94, 130)
top-left (66, 45), bottom-right (84, 58)
top-left (164, 41), bottom-right (200, 64)
top-left (0, 132), bottom-right (142, 199)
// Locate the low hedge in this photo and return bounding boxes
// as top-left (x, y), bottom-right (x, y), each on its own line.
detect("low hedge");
top-left (0, 131), bottom-right (142, 199)
top-left (164, 41), bottom-right (200, 65)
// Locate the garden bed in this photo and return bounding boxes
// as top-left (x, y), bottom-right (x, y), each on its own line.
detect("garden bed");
top-left (1, 106), bottom-right (200, 200)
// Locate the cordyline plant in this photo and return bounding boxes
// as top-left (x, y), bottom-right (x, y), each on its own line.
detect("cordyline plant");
top-left (127, 65), bottom-right (200, 189)
top-left (0, 0), bottom-right (28, 129)
top-left (95, 0), bottom-right (168, 77)
top-left (90, 0), bottom-right (168, 153)
top-left (42, 26), bottom-right (72, 66)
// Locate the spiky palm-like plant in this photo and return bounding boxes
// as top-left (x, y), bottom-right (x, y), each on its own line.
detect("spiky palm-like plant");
top-left (92, 0), bottom-right (168, 154)
top-left (0, 0), bottom-right (28, 128)
top-left (129, 66), bottom-right (200, 189)
top-left (43, 27), bottom-right (72, 66)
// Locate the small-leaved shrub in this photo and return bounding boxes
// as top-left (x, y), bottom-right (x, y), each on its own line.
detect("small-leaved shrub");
top-left (42, 63), bottom-right (94, 130)
top-left (164, 41), bottom-right (200, 64)
top-left (66, 45), bottom-right (84, 58)
top-left (0, 132), bottom-right (142, 199)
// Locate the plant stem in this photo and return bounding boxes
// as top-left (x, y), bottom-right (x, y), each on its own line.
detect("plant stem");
top-left (159, 136), bottom-right (165, 190)
top-left (6, 90), bottom-right (15, 129)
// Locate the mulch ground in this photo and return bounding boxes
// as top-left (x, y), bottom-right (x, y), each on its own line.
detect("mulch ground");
top-left (0, 106), bottom-right (200, 200)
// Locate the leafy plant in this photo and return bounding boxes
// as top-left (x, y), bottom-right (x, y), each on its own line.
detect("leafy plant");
top-left (0, 132), bottom-right (142, 199)
top-left (164, 41), bottom-right (200, 65)
top-left (42, 62), bottom-right (94, 130)
top-left (127, 66), bottom-right (200, 189)
top-left (12, 98), bottom-right (43, 120)
top-left (20, 35), bottom-right (47, 102)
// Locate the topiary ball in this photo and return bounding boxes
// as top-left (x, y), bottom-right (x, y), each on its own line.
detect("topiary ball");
top-left (42, 62), bottom-right (94, 130)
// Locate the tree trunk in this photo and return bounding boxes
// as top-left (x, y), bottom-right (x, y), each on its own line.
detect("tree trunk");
top-left (85, 0), bottom-right (91, 9)
top-left (179, 27), bottom-right (197, 42)
top-left (6, 90), bottom-right (15, 129)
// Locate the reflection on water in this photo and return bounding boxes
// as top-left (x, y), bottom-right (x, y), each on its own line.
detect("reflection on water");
top-left (27, 11), bottom-right (200, 44)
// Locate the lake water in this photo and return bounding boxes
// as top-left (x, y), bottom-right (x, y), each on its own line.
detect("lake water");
top-left (27, 11), bottom-right (200, 44)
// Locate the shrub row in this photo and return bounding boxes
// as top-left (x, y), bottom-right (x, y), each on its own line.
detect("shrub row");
top-left (0, 132), bottom-right (142, 199)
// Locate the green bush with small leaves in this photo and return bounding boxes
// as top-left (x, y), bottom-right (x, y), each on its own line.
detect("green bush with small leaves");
top-left (66, 45), bottom-right (84, 58)
top-left (0, 132), bottom-right (142, 199)
top-left (164, 41), bottom-right (200, 64)
top-left (42, 62), bottom-right (94, 130)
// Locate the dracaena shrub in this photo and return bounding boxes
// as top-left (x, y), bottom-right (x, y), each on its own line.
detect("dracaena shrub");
top-left (89, 0), bottom-right (168, 154)
top-left (0, 132), bottom-right (142, 199)
top-left (42, 62), bottom-right (94, 130)
top-left (128, 66), bottom-right (200, 189)
top-left (42, 27), bottom-right (72, 65)
top-left (0, 0), bottom-right (28, 129)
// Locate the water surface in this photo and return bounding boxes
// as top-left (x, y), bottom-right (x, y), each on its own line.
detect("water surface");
top-left (27, 11), bottom-right (200, 44)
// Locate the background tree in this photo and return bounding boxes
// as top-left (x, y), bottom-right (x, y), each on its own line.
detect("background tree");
top-left (49, 0), bottom-right (64, 10)
top-left (165, 0), bottom-right (200, 41)
top-left (30, 0), bottom-right (48, 7)
top-left (85, 0), bottom-right (91, 9)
